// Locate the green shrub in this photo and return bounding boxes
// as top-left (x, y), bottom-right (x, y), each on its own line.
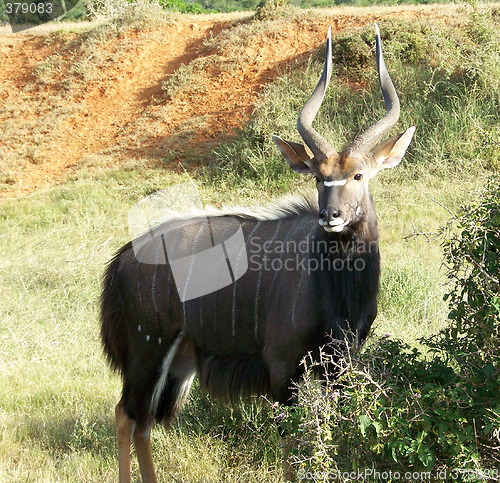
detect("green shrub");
top-left (87, 0), bottom-right (170, 25)
top-left (157, 0), bottom-right (208, 13)
top-left (285, 178), bottom-right (500, 480)
top-left (254, 0), bottom-right (296, 21)
top-left (434, 177), bottom-right (500, 362)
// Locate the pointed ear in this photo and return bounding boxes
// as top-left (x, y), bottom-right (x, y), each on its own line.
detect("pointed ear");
top-left (272, 135), bottom-right (313, 173)
top-left (371, 126), bottom-right (416, 169)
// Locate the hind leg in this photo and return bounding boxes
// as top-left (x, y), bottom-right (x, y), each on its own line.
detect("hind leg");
top-left (116, 394), bottom-right (158, 483)
top-left (115, 398), bottom-right (157, 483)
top-left (133, 421), bottom-right (157, 483)
top-left (115, 336), bottom-right (196, 482)
top-left (128, 373), bottom-right (195, 483)
top-left (115, 398), bottom-right (134, 483)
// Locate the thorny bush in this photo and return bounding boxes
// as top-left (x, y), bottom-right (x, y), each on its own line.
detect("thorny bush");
top-left (285, 178), bottom-right (500, 480)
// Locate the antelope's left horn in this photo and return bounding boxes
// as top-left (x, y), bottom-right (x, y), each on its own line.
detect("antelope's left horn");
top-left (346, 24), bottom-right (401, 156)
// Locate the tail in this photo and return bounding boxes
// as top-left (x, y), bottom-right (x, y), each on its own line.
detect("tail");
top-left (100, 243), bottom-right (132, 373)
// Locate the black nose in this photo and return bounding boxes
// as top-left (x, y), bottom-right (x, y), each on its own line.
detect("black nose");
top-left (320, 208), bottom-right (342, 222)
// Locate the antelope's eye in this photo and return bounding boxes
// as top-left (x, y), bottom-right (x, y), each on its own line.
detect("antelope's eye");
top-left (354, 173), bottom-right (363, 181)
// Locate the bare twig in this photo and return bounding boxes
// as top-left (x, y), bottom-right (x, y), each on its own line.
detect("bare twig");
top-left (425, 194), bottom-right (458, 219)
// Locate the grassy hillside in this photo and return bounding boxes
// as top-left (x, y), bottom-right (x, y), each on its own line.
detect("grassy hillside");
top-left (0, 3), bottom-right (498, 481)
top-left (193, 0), bottom-right (459, 11)
top-left (0, 0), bottom-right (467, 24)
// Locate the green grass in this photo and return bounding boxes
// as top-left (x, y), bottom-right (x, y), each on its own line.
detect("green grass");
top-left (1, 8), bottom-right (499, 482)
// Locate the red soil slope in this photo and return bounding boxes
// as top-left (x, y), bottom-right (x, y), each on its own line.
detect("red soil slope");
top-left (0, 7), bottom-right (456, 199)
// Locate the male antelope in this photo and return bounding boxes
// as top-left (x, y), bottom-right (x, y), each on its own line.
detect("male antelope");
top-left (101, 25), bottom-right (415, 482)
